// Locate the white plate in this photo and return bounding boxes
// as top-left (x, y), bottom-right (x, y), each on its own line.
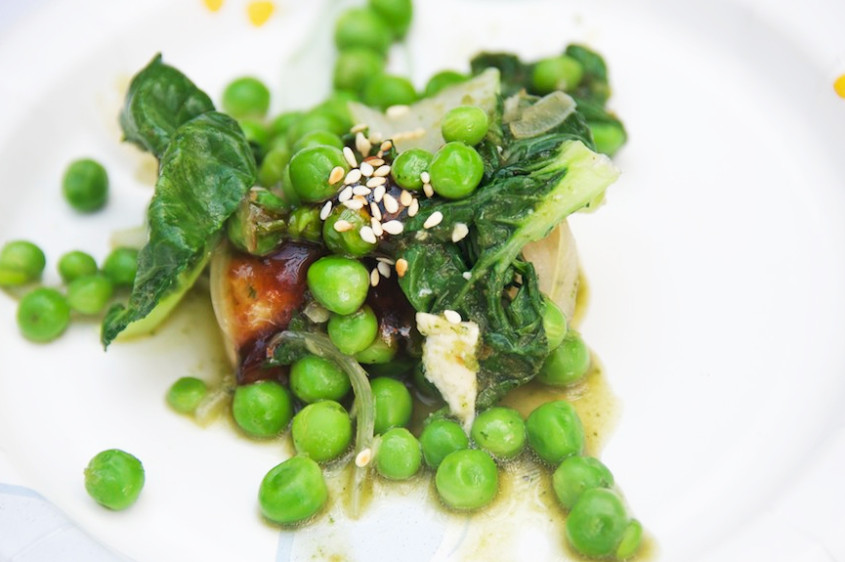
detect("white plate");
top-left (2, 0), bottom-right (845, 560)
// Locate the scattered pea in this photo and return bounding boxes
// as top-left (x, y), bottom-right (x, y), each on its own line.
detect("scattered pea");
top-left (62, 158), bottom-right (108, 212)
top-left (362, 74), bottom-right (417, 110)
top-left (375, 427), bottom-right (421, 480)
top-left (525, 400), bottom-right (584, 464)
top-left (232, 381), bottom-right (293, 438)
top-left (368, 0), bottom-right (412, 39)
top-left (390, 148), bottom-right (432, 191)
top-left (327, 305), bottom-right (379, 355)
top-left (419, 418), bottom-right (468, 469)
top-left (334, 8), bottom-right (393, 56)
top-left (371, 376), bottom-right (413, 434)
top-left (289, 354), bottom-right (351, 403)
top-left (541, 296), bottom-right (567, 351)
top-left (166, 376), bottom-right (208, 415)
top-left (565, 488), bottom-right (629, 559)
top-left (66, 274), bottom-right (114, 315)
top-left (17, 287), bottom-right (71, 342)
top-left (101, 247), bottom-right (139, 288)
top-left (322, 206), bottom-right (377, 257)
top-left (306, 256), bottom-right (369, 315)
top-left (291, 400), bottom-right (353, 462)
top-left (470, 406), bottom-right (526, 460)
top-left (537, 331), bottom-right (591, 387)
top-left (441, 105), bottom-right (489, 146)
top-left (57, 250), bottom-right (98, 284)
top-left (531, 55), bottom-right (584, 94)
top-left (84, 449), bottom-right (145, 511)
top-left (435, 449), bottom-right (498, 510)
top-left (552, 455), bottom-right (614, 510)
top-left (0, 240), bottom-right (46, 286)
top-left (222, 76), bottom-right (271, 119)
top-left (334, 48), bottom-right (385, 93)
top-left (428, 142), bottom-right (484, 199)
top-left (288, 145), bottom-right (348, 203)
top-left (259, 455), bottom-right (328, 525)
top-left (424, 70), bottom-right (467, 97)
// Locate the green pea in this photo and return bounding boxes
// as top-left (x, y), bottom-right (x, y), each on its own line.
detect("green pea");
top-left (258, 455), bottom-right (328, 525)
top-left (565, 488), bottom-right (629, 559)
top-left (375, 427), bottom-right (421, 480)
top-left (441, 105), bottom-right (489, 146)
top-left (101, 247), bottom-right (139, 288)
top-left (470, 407), bottom-right (526, 460)
top-left (222, 76), bottom-right (271, 119)
top-left (368, 0), bottom-right (412, 38)
top-left (525, 400), bottom-right (585, 465)
top-left (334, 7), bottom-right (392, 56)
top-left (435, 449), bottom-right (498, 511)
top-left (313, 91), bottom-right (358, 131)
top-left (334, 48), bottom-right (385, 93)
top-left (289, 355), bottom-right (351, 403)
top-left (589, 121), bottom-right (627, 157)
top-left (616, 519), bottom-right (644, 559)
top-left (292, 130), bottom-right (344, 154)
top-left (552, 455), bottom-right (614, 510)
top-left (420, 418), bottom-right (468, 469)
top-left (66, 274), bottom-right (114, 315)
top-left (166, 376), bottom-right (208, 414)
top-left (268, 111), bottom-right (304, 139)
top-left (287, 205), bottom-right (322, 242)
top-left (355, 336), bottom-right (397, 364)
top-left (537, 331), bottom-right (591, 387)
top-left (288, 145), bottom-right (348, 203)
top-left (424, 70), bottom-right (467, 97)
top-left (17, 287), bottom-right (71, 343)
top-left (362, 74), bottom-right (417, 110)
top-left (371, 376), bottom-right (413, 434)
top-left (0, 240), bottom-right (46, 286)
top-left (322, 206), bottom-right (378, 257)
top-left (84, 449), bottom-right (145, 511)
top-left (291, 400), bottom-right (353, 463)
top-left (531, 55), bottom-right (584, 94)
top-left (542, 296), bottom-right (567, 351)
top-left (306, 256), bottom-right (369, 315)
top-left (232, 381), bottom-right (294, 438)
top-left (257, 144), bottom-right (292, 188)
top-left (428, 142), bottom-right (484, 199)
top-left (57, 250), bottom-right (98, 284)
top-left (286, 111), bottom-right (347, 147)
top-left (390, 148), bottom-right (432, 191)
top-left (328, 305), bottom-right (379, 355)
top-left (62, 158), bottom-right (108, 212)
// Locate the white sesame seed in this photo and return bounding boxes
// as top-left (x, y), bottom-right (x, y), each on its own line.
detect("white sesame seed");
top-left (386, 104), bottom-right (410, 118)
top-left (420, 171), bottom-right (431, 184)
top-left (423, 211), bottom-right (443, 229)
top-left (374, 164), bottom-right (391, 177)
top-left (343, 198), bottom-right (364, 210)
top-left (333, 219), bottom-right (354, 232)
top-left (443, 309), bottom-right (462, 324)
top-left (383, 193), bottom-right (399, 214)
top-left (370, 268), bottom-right (380, 287)
top-left (399, 190), bottom-right (413, 206)
top-left (451, 222), bottom-right (469, 242)
top-left (382, 220), bottom-right (404, 235)
top-left (351, 123), bottom-right (368, 134)
top-left (395, 258), bottom-right (408, 277)
top-left (343, 146), bottom-right (358, 168)
top-left (369, 131), bottom-right (383, 144)
top-left (319, 200), bottom-right (332, 221)
top-left (359, 226), bottom-right (377, 244)
top-left (377, 261), bottom-right (391, 278)
top-left (423, 183), bottom-right (434, 198)
top-left (338, 185), bottom-right (353, 202)
top-left (366, 176), bottom-right (387, 188)
top-left (352, 185), bottom-right (372, 196)
top-left (355, 132), bottom-right (372, 156)
top-left (370, 202), bottom-right (383, 220)
top-left (355, 448), bottom-right (373, 467)
top-left (371, 217), bottom-right (384, 236)
top-left (380, 140), bottom-right (393, 152)
top-left (329, 166), bottom-right (345, 185)
top-left (415, 230), bottom-right (429, 241)
top-left (376, 257), bottom-right (395, 264)
top-left (359, 161), bottom-right (375, 177)
top-left (344, 168), bottom-right (362, 185)
top-left (367, 158), bottom-right (385, 167)
top-left (373, 185), bottom-right (386, 203)
top-left (462, 271), bottom-right (472, 280)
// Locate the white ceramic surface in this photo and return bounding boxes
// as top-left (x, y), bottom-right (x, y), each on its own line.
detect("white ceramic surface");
top-left (2, 0), bottom-right (845, 560)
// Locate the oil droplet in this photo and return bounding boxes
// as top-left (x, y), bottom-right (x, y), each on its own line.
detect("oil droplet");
top-left (834, 74), bottom-right (845, 99)
top-left (203, 0), bottom-right (224, 12)
top-left (247, 1), bottom-right (275, 26)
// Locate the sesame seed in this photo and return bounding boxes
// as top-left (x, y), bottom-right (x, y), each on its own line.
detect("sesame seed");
top-left (359, 226), bottom-right (377, 244)
top-left (329, 166), bottom-right (345, 185)
top-left (352, 185), bottom-right (372, 196)
top-left (415, 230), bottom-right (429, 241)
top-left (377, 261), bottom-right (391, 278)
top-left (376, 257), bottom-right (395, 265)
top-left (383, 193), bottom-right (399, 214)
top-left (351, 123), bottom-right (368, 134)
top-left (462, 271), bottom-right (472, 280)
top-left (369, 131), bottom-right (384, 144)
top-left (407, 198), bottom-right (419, 217)
top-left (359, 161), bottom-right (375, 177)
top-left (370, 268), bottom-right (380, 287)
top-left (319, 200), bottom-right (332, 221)
top-left (355, 132), bottom-right (372, 156)
top-left (374, 165), bottom-right (391, 177)
top-left (355, 448), bottom-right (373, 467)
top-left (451, 222), bottom-right (469, 242)
top-left (382, 220), bottom-right (404, 235)
top-left (339, 185), bottom-right (354, 202)
top-left (366, 176), bottom-right (386, 188)
top-left (399, 190), bottom-right (413, 206)
top-left (370, 202), bottom-right (383, 220)
top-left (334, 219), bottom-right (354, 232)
top-left (423, 211), bottom-right (443, 229)
top-left (371, 217), bottom-right (384, 236)
top-left (343, 146), bottom-right (358, 168)
top-left (344, 168), bottom-right (362, 185)
top-left (419, 171), bottom-right (431, 184)
top-left (380, 140), bottom-right (393, 152)
top-left (343, 198), bottom-right (364, 210)
top-left (423, 183), bottom-right (434, 198)
top-left (386, 104), bottom-right (410, 118)
top-left (373, 185), bottom-right (386, 203)
top-left (443, 309), bottom-right (462, 324)
top-left (366, 157), bottom-right (385, 166)
top-left (395, 258), bottom-right (408, 277)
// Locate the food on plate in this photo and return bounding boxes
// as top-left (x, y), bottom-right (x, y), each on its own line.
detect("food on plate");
top-left (83, 449), bottom-right (146, 511)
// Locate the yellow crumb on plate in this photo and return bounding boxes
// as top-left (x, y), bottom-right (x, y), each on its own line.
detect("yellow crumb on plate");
top-left (203, 0), bottom-right (224, 12)
top-left (247, 1), bottom-right (275, 26)
top-left (834, 74), bottom-right (845, 99)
